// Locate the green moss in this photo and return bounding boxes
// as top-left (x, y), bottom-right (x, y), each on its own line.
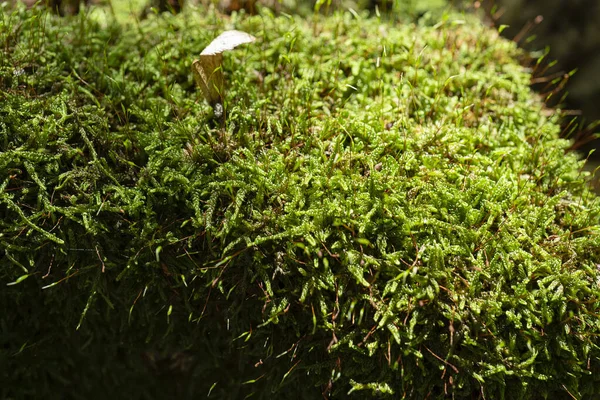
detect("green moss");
top-left (1, 3), bottom-right (600, 399)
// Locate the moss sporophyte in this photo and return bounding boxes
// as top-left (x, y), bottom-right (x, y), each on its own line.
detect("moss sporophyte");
top-left (2, 2), bottom-right (600, 399)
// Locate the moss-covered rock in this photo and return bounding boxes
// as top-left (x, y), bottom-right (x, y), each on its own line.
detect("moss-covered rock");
top-left (2, 3), bottom-right (600, 399)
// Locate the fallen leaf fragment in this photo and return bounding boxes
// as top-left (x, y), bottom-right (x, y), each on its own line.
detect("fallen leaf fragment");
top-left (192, 30), bottom-right (256, 111)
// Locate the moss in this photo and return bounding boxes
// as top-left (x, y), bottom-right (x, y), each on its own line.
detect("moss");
top-left (1, 3), bottom-right (600, 399)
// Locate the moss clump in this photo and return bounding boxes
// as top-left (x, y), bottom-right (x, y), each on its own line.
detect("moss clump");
top-left (2, 3), bottom-right (600, 399)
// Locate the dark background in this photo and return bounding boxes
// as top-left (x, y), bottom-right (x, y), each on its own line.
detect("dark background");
top-left (480, 0), bottom-right (600, 155)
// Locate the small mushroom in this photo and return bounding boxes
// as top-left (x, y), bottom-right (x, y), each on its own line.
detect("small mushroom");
top-left (192, 30), bottom-right (256, 118)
